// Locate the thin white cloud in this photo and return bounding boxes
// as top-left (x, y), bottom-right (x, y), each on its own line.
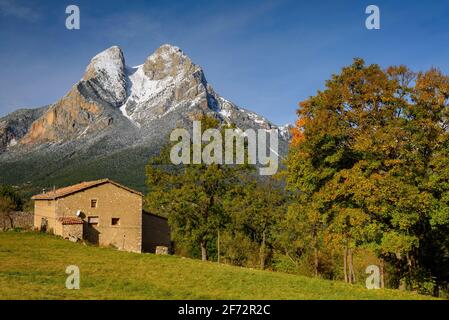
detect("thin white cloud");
top-left (0, 0), bottom-right (41, 22)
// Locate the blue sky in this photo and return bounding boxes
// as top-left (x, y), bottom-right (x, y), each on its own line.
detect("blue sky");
top-left (1, 0), bottom-right (449, 125)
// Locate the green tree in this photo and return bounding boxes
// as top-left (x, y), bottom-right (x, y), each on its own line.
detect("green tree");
top-left (145, 116), bottom-right (250, 261)
top-left (224, 178), bottom-right (287, 269)
top-left (0, 185), bottom-right (23, 230)
top-left (275, 195), bottom-right (327, 277)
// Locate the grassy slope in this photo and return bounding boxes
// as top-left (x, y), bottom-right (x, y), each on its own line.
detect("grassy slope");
top-left (0, 232), bottom-right (433, 300)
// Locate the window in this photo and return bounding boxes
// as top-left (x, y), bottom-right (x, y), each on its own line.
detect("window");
top-left (111, 218), bottom-right (120, 226)
top-left (88, 216), bottom-right (99, 225)
top-left (90, 199), bottom-right (97, 208)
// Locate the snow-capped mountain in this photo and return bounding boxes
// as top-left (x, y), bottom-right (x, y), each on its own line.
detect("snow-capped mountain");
top-left (0, 44), bottom-right (290, 192)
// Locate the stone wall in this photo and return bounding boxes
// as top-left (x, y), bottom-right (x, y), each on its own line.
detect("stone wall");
top-left (61, 224), bottom-right (83, 240)
top-left (142, 212), bottom-right (171, 253)
top-left (55, 182), bottom-right (142, 253)
top-left (0, 211), bottom-right (33, 230)
top-left (34, 199), bottom-right (57, 232)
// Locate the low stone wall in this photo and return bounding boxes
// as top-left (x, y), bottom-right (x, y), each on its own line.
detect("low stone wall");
top-left (0, 212), bottom-right (33, 230)
top-left (61, 223), bottom-right (83, 240)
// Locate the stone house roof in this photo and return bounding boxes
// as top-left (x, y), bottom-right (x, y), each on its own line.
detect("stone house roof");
top-left (31, 178), bottom-right (142, 200)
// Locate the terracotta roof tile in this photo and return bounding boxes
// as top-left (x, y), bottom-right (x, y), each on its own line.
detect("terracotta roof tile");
top-left (58, 217), bottom-right (84, 225)
top-left (31, 179), bottom-right (142, 200)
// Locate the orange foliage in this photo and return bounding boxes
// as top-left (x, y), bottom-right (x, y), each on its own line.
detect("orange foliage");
top-left (291, 118), bottom-right (306, 146)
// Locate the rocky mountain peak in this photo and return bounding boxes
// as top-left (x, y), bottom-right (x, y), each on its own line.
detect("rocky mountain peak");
top-left (82, 46), bottom-right (127, 107)
top-left (0, 43), bottom-right (290, 190)
top-left (84, 46), bottom-right (124, 78)
top-left (119, 44), bottom-right (209, 126)
top-left (16, 46), bottom-right (128, 146)
top-left (143, 44), bottom-right (200, 81)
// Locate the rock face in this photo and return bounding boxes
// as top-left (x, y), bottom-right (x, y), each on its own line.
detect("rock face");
top-left (121, 45), bottom-right (210, 125)
top-left (0, 106), bottom-right (48, 153)
top-left (82, 46), bottom-right (128, 107)
top-left (0, 44), bottom-right (290, 192)
top-left (19, 46), bottom-right (129, 146)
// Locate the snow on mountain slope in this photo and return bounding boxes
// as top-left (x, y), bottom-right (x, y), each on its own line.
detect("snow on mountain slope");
top-left (120, 63), bottom-right (177, 125)
top-left (0, 44), bottom-right (291, 191)
top-left (82, 46), bottom-right (127, 107)
top-left (1, 44), bottom-right (290, 154)
top-left (109, 44), bottom-right (286, 135)
top-left (279, 124), bottom-right (293, 140)
top-left (118, 45), bottom-right (209, 126)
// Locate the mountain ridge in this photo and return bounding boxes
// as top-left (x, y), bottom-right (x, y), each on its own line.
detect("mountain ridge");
top-left (0, 44), bottom-right (291, 193)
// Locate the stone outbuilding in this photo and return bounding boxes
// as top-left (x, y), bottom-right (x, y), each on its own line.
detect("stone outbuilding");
top-left (142, 211), bottom-right (171, 253)
top-left (32, 179), bottom-right (170, 253)
top-left (56, 216), bottom-right (84, 240)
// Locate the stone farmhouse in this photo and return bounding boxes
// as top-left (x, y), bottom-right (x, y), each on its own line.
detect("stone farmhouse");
top-left (32, 179), bottom-right (170, 253)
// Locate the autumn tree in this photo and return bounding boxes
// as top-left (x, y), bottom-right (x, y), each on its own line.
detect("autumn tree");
top-left (286, 59), bottom-right (449, 294)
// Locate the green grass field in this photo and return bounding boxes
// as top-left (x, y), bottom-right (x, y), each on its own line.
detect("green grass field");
top-left (0, 231), bottom-right (434, 300)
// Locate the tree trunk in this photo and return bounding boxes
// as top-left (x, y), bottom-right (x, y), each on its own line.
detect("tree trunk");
top-left (217, 230), bottom-right (220, 264)
top-left (406, 253), bottom-right (413, 289)
top-left (314, 247), bottom-right (319, 277)
top-left (7, 213), bottom-right (14, 229)
top-left (200, 240), bottom-right (207, 261)
top-left (312, 227), bottom-right (319, 277)
top-left (380, 259), bottom-right (385, 289)
top-left (259, 229), bottom-right (266, 269)
top-left (343, 246), bottom-right (348, 283)
top-left (348, 248), bottom-right (355, 284)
